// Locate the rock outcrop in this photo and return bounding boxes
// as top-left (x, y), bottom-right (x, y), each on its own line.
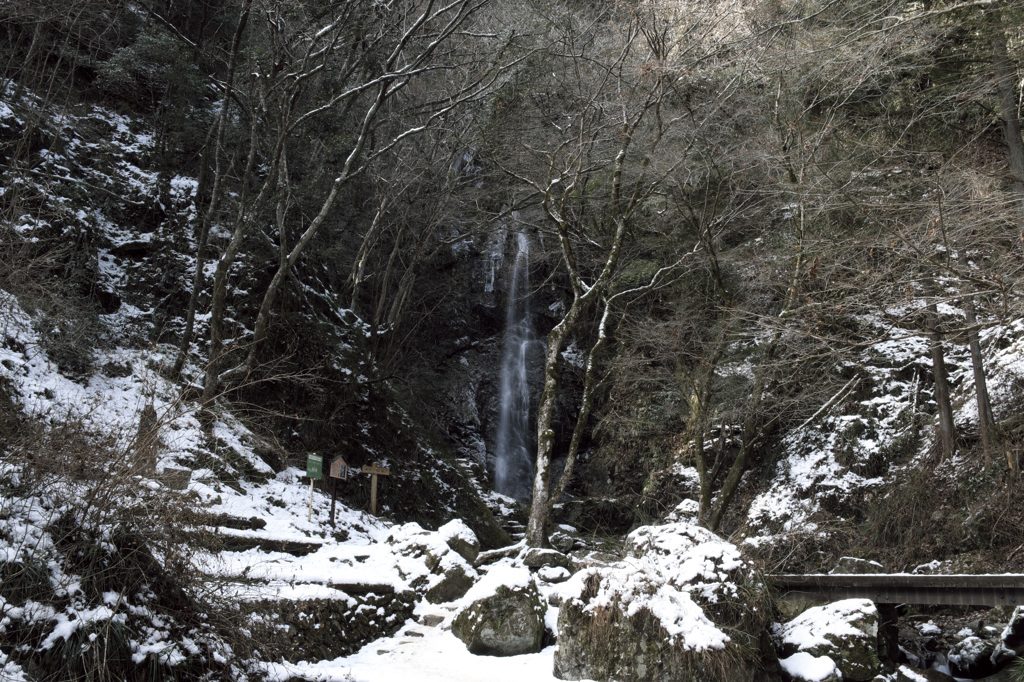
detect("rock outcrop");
top-left (386, 522), bottom-right (479, 604)
top-left (439, 519), bottom-right (481, 564)
top-left (949, 635), bottom-right (999, 679)
top-left (993, 606), bottom-right (1024, 668)
top-left (773, 599), bottom-right (881, 682)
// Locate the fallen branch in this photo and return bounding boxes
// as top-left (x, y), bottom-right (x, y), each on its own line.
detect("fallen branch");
top-left (796, 375), bottom-right (860, 432)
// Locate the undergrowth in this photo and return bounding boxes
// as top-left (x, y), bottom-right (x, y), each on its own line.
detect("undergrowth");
top-left (0, 405), bottom-right (254, 681)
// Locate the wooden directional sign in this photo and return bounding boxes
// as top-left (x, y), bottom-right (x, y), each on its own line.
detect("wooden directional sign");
top-left (328, 457), bottom-right (349, 528)
top-left (361, 462), bottom-right (391, 515)
top-left (330, 456), bottom-right (349, 480)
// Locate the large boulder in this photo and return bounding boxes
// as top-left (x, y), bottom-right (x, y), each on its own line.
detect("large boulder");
top-left (553, 521), bottom-right (776, 682)
top-left (451, 565), bottom-right (545, 656)
top-left (773, 599), bottom-right (880, 682)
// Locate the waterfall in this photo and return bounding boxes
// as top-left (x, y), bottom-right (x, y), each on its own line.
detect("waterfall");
top-left (494, 231), bottom-right (536, 501)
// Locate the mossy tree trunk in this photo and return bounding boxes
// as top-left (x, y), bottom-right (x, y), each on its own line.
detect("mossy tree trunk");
top-left (965, 295), bottom-right (997, 463)
top-left (988, 5), bottom-right (1024, 225)
top-left (924, 280), bottom-right (956, 460)
top-left (527, 305), bottom-right (584, 547)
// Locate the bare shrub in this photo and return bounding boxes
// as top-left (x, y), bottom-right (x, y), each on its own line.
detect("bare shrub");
top-left (0, 401), bottom-right (247, 680)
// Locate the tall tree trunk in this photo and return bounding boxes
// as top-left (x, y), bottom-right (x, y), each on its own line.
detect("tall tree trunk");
top-left (547, 300), bottom-right (612, 516)
top-left (172, 0), bottom-right (251, 378)
top-left (690, 339), bottom-right (728, 520)
top-left (202, 102), bottom-right (278, 410)
top-left (525, 306), bottom-right (582, 548)
top-left (925, 282), bottom-right (956, 460)
top-left (965, 296), bottom-right (997, 463)
top-left (989, 7), bottom-right (1024, 224)
top-left (704, 342), bottom-right (773, 533)
top-left (691, 378), bottom-right (714, 520)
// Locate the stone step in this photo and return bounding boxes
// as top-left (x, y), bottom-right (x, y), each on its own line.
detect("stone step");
top-left (216, 534), bottom-right (323, 556)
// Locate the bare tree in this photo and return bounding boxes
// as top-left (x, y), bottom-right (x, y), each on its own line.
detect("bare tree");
top-left (497, 1), bottom-right (757, 546)
top-left (171, 0), bottom-right (251, 378)
top-left (187, 0), bottom-right (497, 410)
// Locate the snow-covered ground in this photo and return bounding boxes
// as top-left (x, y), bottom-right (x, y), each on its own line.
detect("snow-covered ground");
top-left (266, 623), bottom-right (566, 682)
top-left (0, 278), bottom-right (591, 680)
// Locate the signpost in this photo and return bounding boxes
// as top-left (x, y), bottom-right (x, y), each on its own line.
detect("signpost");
top-left (329, 457), bottom-right (349, 480)
top-left (306, 453), bottom-right (323, 521)
top-left (361, 462), bottom-right (390, 515)
top-left (328, 457), bottom-right (348, 527)
top-left (304, 455), bottom-right (391, 522)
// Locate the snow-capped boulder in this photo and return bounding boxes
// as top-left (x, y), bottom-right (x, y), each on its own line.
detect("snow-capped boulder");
top-left (438, 519), bottom-right (480, 564)
top-left (523, 547), bottom-right (570, 570)
top-left (538, 565), bottom-right (571, 584)
top-left (425, 564), bottom-right (475, 604)
top-left (778, 651), bottom-right (841, 682)
top-left (548, 529), bottom-right (576, 553)
top-left (451, 565), bottom-right (545, 656)
top-left (773, 599), bottom-right (880, 682)
top-left (553, 521), bottom-right (775, 682)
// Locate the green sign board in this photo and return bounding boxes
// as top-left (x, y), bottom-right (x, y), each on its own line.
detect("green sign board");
top-left (306, 453), bottom-right (323, 480)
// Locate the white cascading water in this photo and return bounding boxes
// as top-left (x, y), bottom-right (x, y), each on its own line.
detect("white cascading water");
top-left (494, 231), bottom-right (536, 501)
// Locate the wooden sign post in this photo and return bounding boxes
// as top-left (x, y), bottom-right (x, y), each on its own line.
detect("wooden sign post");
top-left (361, 462), bottom-right (390, 515)
top-left (328, 457), bottom-right (349, 527)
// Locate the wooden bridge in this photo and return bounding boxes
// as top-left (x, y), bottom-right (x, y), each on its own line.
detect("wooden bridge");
top-left (770, 574), bottom-right (1024, 606)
